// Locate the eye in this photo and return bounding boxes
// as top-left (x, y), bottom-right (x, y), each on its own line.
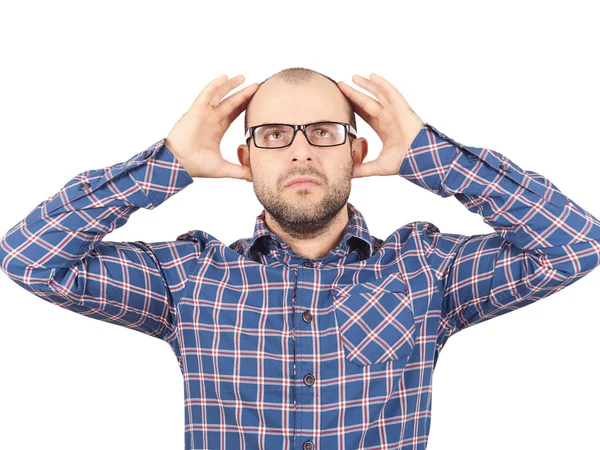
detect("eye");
top-left (313, 128), bottom-right (331, 137)
top-left (261, 126), bottom-right (292, 141)
top-left (264, 128), bottom-right (293, 141)
top-left (266, 131), bottom-right (283, 140)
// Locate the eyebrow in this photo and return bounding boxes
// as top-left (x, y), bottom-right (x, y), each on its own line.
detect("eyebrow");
top-left (254, 119), bottom-right (339, 127)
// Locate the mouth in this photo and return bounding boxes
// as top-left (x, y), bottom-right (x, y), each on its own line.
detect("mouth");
top-left (287, 180), bottom-right (320, 188)
top-left (286, 177), bottom-right (321, 188)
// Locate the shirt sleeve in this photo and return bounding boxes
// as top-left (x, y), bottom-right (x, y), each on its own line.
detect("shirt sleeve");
top-left (399, 123), bottom-right (600, 339)
top-left (0, 138), bottom-right (202, 342)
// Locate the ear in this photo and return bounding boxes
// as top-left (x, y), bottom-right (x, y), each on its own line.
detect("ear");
top-left (238, 143), bottom-right (250, 168)
top-left (351, 137), bottom-right (368, 165)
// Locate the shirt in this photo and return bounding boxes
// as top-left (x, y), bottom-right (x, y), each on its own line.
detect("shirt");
top-left (1, 123), bottom-right (599, 450)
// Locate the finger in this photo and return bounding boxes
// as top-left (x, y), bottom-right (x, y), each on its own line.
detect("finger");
top-left (351, 74), bottom-right (392, 105)
top-left (352, 160), bottom-right (380, 179)
top-left (189, 74), bottom-right (229, 112)
top-left (217, 82), bottom-right (260, 124)
top-left (369, 73), bottom-right (410, 108)
top-left (219, 160), bottom-right (253, 182)
top-left (209, 74), bottom-right (246, 106)
top-left (337, 81), bottom-right (383, 126)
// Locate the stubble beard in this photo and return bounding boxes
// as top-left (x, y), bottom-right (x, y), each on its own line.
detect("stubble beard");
top-left (253, 157), bottom-right (354, 240)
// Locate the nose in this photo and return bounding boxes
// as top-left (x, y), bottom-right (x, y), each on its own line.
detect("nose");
top-left (288, 128), bottom-right (315, 160)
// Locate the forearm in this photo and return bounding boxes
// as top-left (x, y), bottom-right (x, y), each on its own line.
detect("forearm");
top-left (400, 123), bottom-right (600, 256)
top-left (400, 123), bottom-right (600, 332)
top-left (0, 138), bottom-right (194, 285)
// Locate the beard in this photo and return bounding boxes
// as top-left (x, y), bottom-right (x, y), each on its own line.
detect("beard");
top-left (252, 156), bottom-right (354, 240)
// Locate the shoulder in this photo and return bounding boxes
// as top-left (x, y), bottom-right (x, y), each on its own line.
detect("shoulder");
top-left (174, 229), bottom-right (224, 255)
top-left (228, 238), bottom-right (246, 254)
top-left (384, 220), bottom-right (442, 242)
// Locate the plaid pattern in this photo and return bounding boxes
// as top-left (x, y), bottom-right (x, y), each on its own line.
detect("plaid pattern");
top-left (1, 123), bottom-right (599, 449)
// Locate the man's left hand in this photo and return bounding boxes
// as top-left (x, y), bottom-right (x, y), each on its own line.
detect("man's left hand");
top-left (338, 73), bottom-right (425, 178)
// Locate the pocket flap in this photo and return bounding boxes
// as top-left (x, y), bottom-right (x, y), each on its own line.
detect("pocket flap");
top-left (330, 273), bottom-right (415, 367)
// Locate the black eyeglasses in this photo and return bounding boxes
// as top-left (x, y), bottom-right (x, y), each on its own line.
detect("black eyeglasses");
top-left (244, 121), bottom-right (357, 149)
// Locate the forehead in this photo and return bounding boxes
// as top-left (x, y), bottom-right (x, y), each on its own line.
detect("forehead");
top-left (248, 77), bottom-right (348, 126)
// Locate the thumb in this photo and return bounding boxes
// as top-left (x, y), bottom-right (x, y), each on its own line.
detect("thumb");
top-left (352, 160), bottom-right (379, 179)
top-left (221, 161), bottom-right (253, 182)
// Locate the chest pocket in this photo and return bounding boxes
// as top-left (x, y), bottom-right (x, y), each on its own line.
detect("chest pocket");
top-left (330, 273), bottom-right (415, 368)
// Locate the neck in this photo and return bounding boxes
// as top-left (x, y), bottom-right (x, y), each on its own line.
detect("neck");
top-left (265, 205), bottom-right (350, 260)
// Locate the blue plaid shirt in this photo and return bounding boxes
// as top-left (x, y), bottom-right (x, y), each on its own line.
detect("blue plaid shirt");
top-left (1, 123), bottom-right (599, 450)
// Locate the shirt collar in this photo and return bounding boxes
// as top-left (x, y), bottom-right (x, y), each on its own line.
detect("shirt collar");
top-left (242, 202), bottom-right (374, 259)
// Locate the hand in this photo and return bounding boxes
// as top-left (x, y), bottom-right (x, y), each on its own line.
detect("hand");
top-left (165, 74), bottom-right (259, 181)
top-left (337, 73), bottom-right (426, 178)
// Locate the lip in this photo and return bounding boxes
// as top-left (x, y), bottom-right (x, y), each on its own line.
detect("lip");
top-left (286, 177), bottom-right (321, 188)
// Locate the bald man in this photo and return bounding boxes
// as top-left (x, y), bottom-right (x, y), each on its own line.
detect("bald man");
top-left (2, 67), bottom-right (599, 450)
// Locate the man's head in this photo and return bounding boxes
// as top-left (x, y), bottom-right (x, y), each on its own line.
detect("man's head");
top-left (237, 67), bottom-right (368, 240)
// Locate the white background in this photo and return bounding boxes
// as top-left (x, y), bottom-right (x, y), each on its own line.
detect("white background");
top-left (0, 1), bottom-right (598, 449)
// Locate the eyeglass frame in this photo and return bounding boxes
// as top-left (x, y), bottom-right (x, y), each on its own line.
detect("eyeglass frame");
top-left (244, 121), bottom-right (358, 149)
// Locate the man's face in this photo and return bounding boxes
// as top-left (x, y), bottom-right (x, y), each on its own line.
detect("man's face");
top-left (238, 76), bottom-right (368, 240)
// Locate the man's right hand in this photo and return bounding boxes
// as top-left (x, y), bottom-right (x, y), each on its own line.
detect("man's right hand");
top-left (165, 74), bottom-right (259, 181)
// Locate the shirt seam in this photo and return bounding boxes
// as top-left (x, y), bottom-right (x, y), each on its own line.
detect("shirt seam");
top-left (162, 240), bottom-right (211, 342)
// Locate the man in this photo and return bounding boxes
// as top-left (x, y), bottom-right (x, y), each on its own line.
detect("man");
top-left (1, 67), bottom-right (599, 450)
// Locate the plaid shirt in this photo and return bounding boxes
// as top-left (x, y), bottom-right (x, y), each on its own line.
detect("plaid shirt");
top-left (1, 123), bottom-right (599, 450)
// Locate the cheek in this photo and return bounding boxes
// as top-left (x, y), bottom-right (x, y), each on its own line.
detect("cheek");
top-left (334, 157), bottom-right (354, 176)
top-left (253, 163), bottom-right (280, 188)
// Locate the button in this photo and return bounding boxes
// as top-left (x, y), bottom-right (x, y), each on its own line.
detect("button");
top-left (303, 261), bottom-right (314, 268)
top-left (79, 182), bottom-right (90, 190)
top-left (143, 150), bottom-right (152, 159)
top-left (302, 310), bottom-right (312, 323)
top-left (302, 440), bottom-right (315, 450)
top-left (303, 373), bottom-right (315, 386)
top-left (500, 164), bottom-right (511, 173)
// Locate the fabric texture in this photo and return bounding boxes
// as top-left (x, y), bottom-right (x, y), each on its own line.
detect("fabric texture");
top-left (1, 123), bottom-right (599, 450)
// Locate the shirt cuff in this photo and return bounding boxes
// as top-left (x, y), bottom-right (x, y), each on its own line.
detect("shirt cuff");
top-left (399, 123), bottom-right (459, 195)
top-left (128, 138), bottom-right (194, 207)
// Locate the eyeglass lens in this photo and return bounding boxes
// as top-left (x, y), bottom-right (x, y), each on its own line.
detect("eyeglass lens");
top-left (254, 122), bottom-right (346, 148)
